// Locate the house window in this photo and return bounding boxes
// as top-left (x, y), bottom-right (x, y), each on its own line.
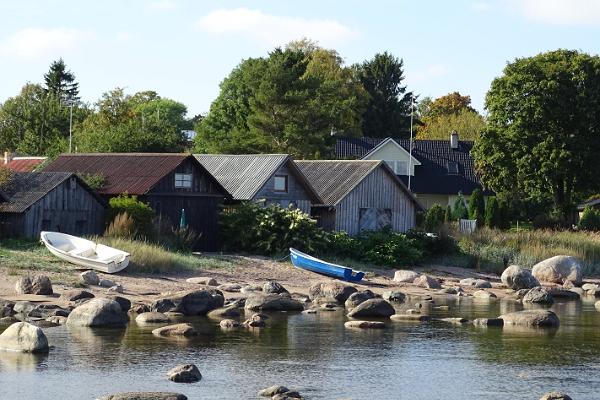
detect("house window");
top-left (274, 175), bottom-right (288, 192)
top-left (174, 173), bottom-right (192, 188)
top-left (447, 162), bottom-right (459, 175)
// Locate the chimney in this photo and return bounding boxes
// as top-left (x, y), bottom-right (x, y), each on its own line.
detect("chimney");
top-left (450, 130), bottom-right (459, 149)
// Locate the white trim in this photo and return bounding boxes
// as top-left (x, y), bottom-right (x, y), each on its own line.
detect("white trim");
top-left (361, 138), bottom-right (421, 166)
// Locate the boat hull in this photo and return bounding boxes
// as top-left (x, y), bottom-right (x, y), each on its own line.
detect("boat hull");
top-left (290, 248), bottom-right (364, 282)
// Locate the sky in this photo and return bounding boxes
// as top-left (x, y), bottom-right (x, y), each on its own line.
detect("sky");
top-left (1, 0), bottom-right (600, 117)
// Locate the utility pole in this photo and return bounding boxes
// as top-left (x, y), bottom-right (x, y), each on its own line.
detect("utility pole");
top-left (408, 98), bottom-right (414, 191)
top-left (68, 100), bottom-right (74, 153)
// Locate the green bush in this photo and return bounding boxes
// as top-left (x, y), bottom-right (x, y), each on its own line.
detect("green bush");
top-left (469, 188), bottom-right (485, 226)
top-left (579, 206), bottom-right (600, 231)
top-left (108, 194), bottom-right (155, 238)
top-left (444, 205), bottom-right (453, 223)
top-left (424, 204), bottom-right (445, 231)
top-left (354, 227), bottom-right (423, 267)
top-left (485, 196), bottom-right (501, 228)
top-left (453, 193), bottom-right (468, 220)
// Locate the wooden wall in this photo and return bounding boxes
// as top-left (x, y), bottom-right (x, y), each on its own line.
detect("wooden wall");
top-left (254, 162), bottom-right (313, 214)
top-left (334, 166), bottom-right (416, 235)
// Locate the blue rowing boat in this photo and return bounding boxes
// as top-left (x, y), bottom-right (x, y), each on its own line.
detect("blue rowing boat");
top-left (289, 248), bottom-right (365, 283)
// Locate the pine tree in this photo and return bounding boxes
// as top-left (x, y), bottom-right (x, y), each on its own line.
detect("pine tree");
top-left (485, 197), bottom-right (500, 228)
top-left (453, 193), bottom-right (468, 220)
top-left (44, 58), bottom-right (79, 102)
top-left (444, 205), bottom-right (452, 223)
top-left (468, 189), bottom-right (486, 226)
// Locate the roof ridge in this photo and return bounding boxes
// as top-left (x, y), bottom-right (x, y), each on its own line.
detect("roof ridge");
top-left (58, 153), bottom-right (190, 157)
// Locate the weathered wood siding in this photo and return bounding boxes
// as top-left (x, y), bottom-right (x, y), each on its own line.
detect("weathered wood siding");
top-left (334, 166), bottom-right (416, 235)
top-left (311, 207), bottom-right (336, 231)
top-left (254, 162), bottom-right (313, 214)
top-left (0, 178), bottom-right (104, 239)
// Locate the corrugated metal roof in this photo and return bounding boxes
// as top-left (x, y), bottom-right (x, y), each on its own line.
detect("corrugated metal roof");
top-left (4, 158), bottom-right (46, 172)
top-left (44, 153), bottom-right (190, 195)
top-left (194, 154), bottom-right (291, 200)
top-left (0, 172), bottom-right (80, 213)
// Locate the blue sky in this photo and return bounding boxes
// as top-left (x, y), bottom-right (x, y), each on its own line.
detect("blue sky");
top-left (1, 0), bottom-right (599, 116)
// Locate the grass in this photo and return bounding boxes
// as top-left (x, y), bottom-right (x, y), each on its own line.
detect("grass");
top-left (453, 227), bottom-right (600, 275)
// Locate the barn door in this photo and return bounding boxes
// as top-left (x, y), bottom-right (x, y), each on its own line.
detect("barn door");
top-left (359, 208), bottom-right (392, 231)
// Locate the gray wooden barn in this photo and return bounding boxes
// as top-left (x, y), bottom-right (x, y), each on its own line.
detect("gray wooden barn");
top-left (195, 154), bottom-right (322, 213)
top-left (295, 160), bottom-right (423, 234)
top-left (0, 172), bottom-right (106, 238)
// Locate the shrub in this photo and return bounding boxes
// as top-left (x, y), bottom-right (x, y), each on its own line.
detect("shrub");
top-left (79, 173), bottom-right (105, 191)
top-left (444, 205), bottom-right (453, 223)
top-left (468, 188), bottom-right (485, 226)
top-left (424, 204), bottom-right (445, 231)
top-left (108, 194), bottom-right (155, 238)
top-left (579, 206), bottom-right (600, 231)
top-left (105, 212), bottom-right (135, 238)
top-left (355, 227), bottom-right (423, 267)
top-left (485, 196), bottom-right (501, 228)
top-left (453, 193), bottom-right (468, 220)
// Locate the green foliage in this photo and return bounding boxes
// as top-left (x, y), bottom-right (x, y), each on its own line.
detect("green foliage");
top-left (579, 206), bottom-right (600, 231)
top-left (79, 173), bottom-right (105, 191)
top-left (416, 108), bottom-right (485, 141)
top-left (356, 52), bottom-right (415, 138)
top-left (444, 205), bottom-right (453, 223)
top-left (424, 204), bottom-right (445, 231)
top-left (453, 193), bottom-right (468, 220)
top-left (108, 194), bottom-right (155, 238)
top-left (468, 188), bottom-right (486, 226)
top-left (356, 228), bottom-right (423, 267)
top-left (473, 49), bottom-right (600, 221)
top-left (484, 197), bottom-right (501, 228)
top-left (0, 166), bottom-right (14, 188)
top-left (44, 58), bottom-right (79, 102)
top-left (105, 212), bottom-right (135, 238)
top-left (220, 202), bottom-right (328, 255)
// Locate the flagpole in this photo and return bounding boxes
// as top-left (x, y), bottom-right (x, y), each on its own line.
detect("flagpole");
top-left (408, 97), bottom-right (414, 191)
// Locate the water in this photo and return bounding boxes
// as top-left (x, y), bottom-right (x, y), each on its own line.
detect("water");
top-left (2, 297), bottom-right (600, 400)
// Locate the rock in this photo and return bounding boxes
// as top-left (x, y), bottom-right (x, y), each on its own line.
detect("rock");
top-left (245, 293), bottom-right (304, 312)
top-left (473, 290), bottom-right (497, 299)
top-left (130, 304), bottom-right (151, 314)
top-left (263, 281), bottom-right (288, 294)
top-left (472, 318), bottom-right (504, 326)
top-left (207, 306), bottom-right (241, 319)
top-left (61, 290), bottom-right (94, 302)
top-left (80, 270), bottom-right (100, 286)
top-left (308, 282), bottom-right (357, 303)
top-left (459, 278), bottom-right (492, 288)
top-left (546, 288), bottom-right (580, 300)
top-left (302, 309), bottom-right (317, 314)
top-left (13, 301), bottom-right (37, 315)
top-left (532, 255), bottom-right (582, 285)
top-left (438, 287), bottom-right (458, 295)
top-left (151, 289), bottom-right (224, 316)
top-left (347, 298), bottom-right (395, 318)
top-left (46, 316), bottom-right (67, 325)
top-left (582, 283), bottom-right (598, 291)
top-left (595, 300), bottom-right (600, 311)
top-left (440, 317), bottom-right (468, 324)
top-left (27, 304), bottom-right (67, 319)
top-left (225, 298), bottom-right (246, 308)
top-left (217, 284), bottom-right (242, 292)
top-left (523, 287), bottom-right (554, 304)
top-left (219, 319), bottom-right (241, 328)
top-left (539, 392), bottom-right (573, 400)
top-left (585, 287), bottom-right (600, 297)
top-left (513, 288), bottom-right (531, 299)
top-left (0, 316), bottom-right (19, 324)
top-left (258, 386), bottom-right (289, 397)
top-left (0, 300), bottom-right (15, 317)
top-left (393, 270), bottom-right (420, 283)
top-left (66, 298), bottom-right (127, 327)
top-left (167, 363), bottom-right (202, 383)
top-left (97, 392), bottom-right (187, 400)
top-left (390, 314), bottom-right (431, 322)
top-left (434, 305), bottom-right (449, 310)
top-left (344, 320), bottom-right (386, 329)
top-left (152, 323), bottom-right (198, 337)
top-left (108, 284), bottom-right (124, 294)
top-left (240, 284), bottom-right (263, 294)
top-left (272, 391), bottom-right (302, 400)
top-left (186, 277), bottom-right (218, 286)
top-left (382, 291), bottom-right (406, 303)
top-left (244, 318), bottom-right (266, 328)
top-left (136, 312), bottom-right (170, 324)
top-left (344, 290), bottom-right (376, 309)
top-left (499, 310), bottom-right (560, 328)
top-left (15, 275), bottom-right (53, 295)
top-left (413, 275), bottom-right (442, 289)
top-left (0, 322), bottom-right (49, 352)
top-left (107, 295), bottom-right (131, 312)
top-left (501, 265), bottom-right (540, 290)
top-left (15, 277), bottom-right (33, 294)
top-left (99, 279), bottom-right (116, 288)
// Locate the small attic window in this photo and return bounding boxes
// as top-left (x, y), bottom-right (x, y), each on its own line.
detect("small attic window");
top-left (447, 161), bottom-right (459, 175)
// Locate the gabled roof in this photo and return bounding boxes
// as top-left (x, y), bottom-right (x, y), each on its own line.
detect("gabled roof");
top-left (295, 160), bottom-right (422, 210)
top-left (335, 137), bottom-right (488, 196)
top-left (44, 153), bottom-right (213, 195)
top-left (362, 137), bottom-right (421, 165)
top-left (0, 172), bottom-right (105, 213)
top-left (4, 157), bottom-right (47, 172)
top-left (194, 154), bottom-right (322, 202)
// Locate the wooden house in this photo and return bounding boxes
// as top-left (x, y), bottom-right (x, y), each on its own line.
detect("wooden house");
top-left (44, 153), bottom-right (229, 251)
top-left (295, 160), bottom-right (422, 234)
top-left (194, 154), bottom-right (322, 214)
top-left (0, 172), bottom-right (105, 238)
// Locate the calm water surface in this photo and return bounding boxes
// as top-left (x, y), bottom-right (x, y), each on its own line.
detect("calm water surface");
top-left (1, 297), bottom-right (600, 400)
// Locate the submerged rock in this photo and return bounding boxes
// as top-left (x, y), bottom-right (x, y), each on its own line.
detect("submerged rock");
top-left (219, 319), bottom-right (241, 329)
top-left (0, 322), bottom-right (49, 353)
top-left (259, 386), bottom-right (289, 397)
top-left (390, 314), bottom-right (431, 322)
top-left (245, 294), bottom-right (303, 312)
top-left (347, 298), bottom-right (395, 318)
top-left (207, 306), bottom-right (241, 319)
top-left (80, 270), bottom-right (100, 286)
top-left (539, 392), bottom-right (573, 400)
top-left (501, 265), bottom-right (539, 290)
top-left (499, 310), bottom-right (560, 328)
top-left (532, 255), bottom-right (582, 285)
top-left (66, 298), bottom-right (127, 327)
top-left (308, 282), bottom-right (357, 303)
top-left (472, 318), bottom-right (504, 327)
top-left (473, 290), bottom-right (497, 299)
top-left (97, 392), bottom-right (188, 400)
top-left (413, 275), bottom-right (441, 289)
top-left (151, 289), bottom-right (224, 316)
top-left (167, 364), bottom-right (202, 383)
top-left (523, 287), bottom-right (554, 304)
top-left (136, 312), bottom-right (170, 324)
top-left (393, 270), bottom-right (420, 283)
top-left (344, 320), bottom-right (386, 329)
top-left (152, 323), bottom-right (198, 337)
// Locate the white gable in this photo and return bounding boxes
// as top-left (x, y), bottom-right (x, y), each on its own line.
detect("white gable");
top-left (362, 138), bottom-right (420, 176)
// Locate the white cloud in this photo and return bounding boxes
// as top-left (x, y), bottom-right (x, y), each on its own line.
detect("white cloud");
top-left (0, 27), bottom-right (92, 59)
top-left (147, 0), bottom-right (178, 11)
top-left (411, 64), bottom-right (448, 84)
top-left (507, 0), bottom-right (600, 25)
top-left (196, 8), bottom-right (356, 48)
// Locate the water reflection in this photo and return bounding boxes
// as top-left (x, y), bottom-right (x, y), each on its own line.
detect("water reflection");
top-left (0, 350), bottom-right (48, 372)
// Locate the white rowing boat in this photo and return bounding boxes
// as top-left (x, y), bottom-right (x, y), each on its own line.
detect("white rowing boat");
top-left (40, 231), bottom-right (129, 274)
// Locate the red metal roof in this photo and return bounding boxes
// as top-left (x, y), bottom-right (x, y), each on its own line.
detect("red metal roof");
top-left (43, 153), bottom-right (190, 195)
top-left (4, 158), bottom-right (46, 172)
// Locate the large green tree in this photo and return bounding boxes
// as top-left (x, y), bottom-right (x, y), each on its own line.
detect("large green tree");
top-left (356, 52), bottom-right (415, 138)
top-left (44, 58), bottom-right (79, 103)
top-left (473, 49), bottom-right (600, 221)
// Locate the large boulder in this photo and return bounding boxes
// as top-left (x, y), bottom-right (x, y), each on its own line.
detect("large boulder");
top-left (151, 289), bottom-right (224, 316)
top-left (259, 386), bottom-right (289, 397)
top-left (245, 294), bottom-right (304, 312)
top-left (0, 300), bottom-right (15, 317)
top-left (532, 256), bottom-right (582, 285)
top-left (0, 322), bottom-right (49, 353)
top-left (499, 310), bottom-right (560, 328)
top-left (207, 306), bottom-right (241, 319)
top-left (413, 275), bottom-right (442, 289)
top-left (152, 323), bottom-right (197, 337)
top-left (539, 392), bottom-right (573, 400)
top-left (382, 291), bottom-right (406, 303)
top-left (97, 393), bottom-right (187, 400)
top-left (344, 290), bottom-right (376, 310)
top-left (308, 282), bottom-right (357, 303)
top-left (523, 287), bottom-right (554, 304)
top-left (263, 281), bottom-right (288, 294)
top-left (15, 275), bottom-right (53, 295)
top-left (107, 295), bottom-right (131, 312)
top-left (393, 270), bottom-right (420, 283)
top-left (80, 270), bottom-right (100, 285)
top-left (66, 298), bottom-right (127, 327)
top-left (347, 298), bottom-right (395, 318)
top-left (167, 364), bottom-right (202, 383)
top-left (459, 278), bottom-right (492, 288)
top-left (501, 265), bottom-right (539, 290)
